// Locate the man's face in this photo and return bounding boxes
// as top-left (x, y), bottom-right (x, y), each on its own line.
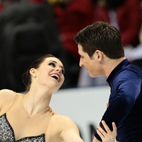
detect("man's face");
top-left (78, 44), bottom-right (102, 77)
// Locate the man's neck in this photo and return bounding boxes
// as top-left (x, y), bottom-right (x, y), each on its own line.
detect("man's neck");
top-left (103, 57), bottom-right (125, 77)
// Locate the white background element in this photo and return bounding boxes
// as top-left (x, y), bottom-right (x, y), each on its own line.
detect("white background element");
top-left (50, 86), bottom-right (110, 142)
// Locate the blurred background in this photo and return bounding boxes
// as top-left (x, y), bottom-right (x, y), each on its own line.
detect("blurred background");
top-left (0, 0), bottom-right (142, 91)
top-left (0, 0), bottom-right (141, 141)
top-left (0, 0), bottom-right (142, 92)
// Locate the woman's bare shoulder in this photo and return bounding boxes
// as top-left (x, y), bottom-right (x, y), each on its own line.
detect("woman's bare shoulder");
top-left (50, 108), bottom-right (72, 121)
top-left (0, 89), bottom-right (15, 97)
top-left (48, 113), bottom-right (82, 142)
top-left (51, 112), bottom-right (77, 128)
top-left (0, 89), bottom-right (17, 105)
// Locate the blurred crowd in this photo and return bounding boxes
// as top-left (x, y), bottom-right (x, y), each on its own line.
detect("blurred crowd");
top-left (0, 0), bottom-right (141, 92)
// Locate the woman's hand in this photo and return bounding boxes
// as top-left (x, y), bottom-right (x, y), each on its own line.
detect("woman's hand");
top-left (93, 121), bottom-right (117, 142)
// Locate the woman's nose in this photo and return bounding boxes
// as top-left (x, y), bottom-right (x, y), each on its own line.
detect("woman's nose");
top-left (56, 67), bottom-right (62, 73)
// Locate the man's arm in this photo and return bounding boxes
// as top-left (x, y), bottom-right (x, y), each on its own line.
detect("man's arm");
top-left (94, 73), bottom-right (141, 140)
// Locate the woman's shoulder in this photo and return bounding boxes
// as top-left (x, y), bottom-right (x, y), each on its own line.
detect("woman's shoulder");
top-left (50, 112), bottom-right (78, 129)
top-left (0, 88), bottom-right (15, 97)
top-left (0, 88), bottom-right (16, 98)
top-left (0, 89), bottom-right (18, 106)
top-left (48, 113), bottom-right (81, 142)
top-left (50, 109), bottom-right (71, 122)
top-left (0, 89), bottom-right (24, 114)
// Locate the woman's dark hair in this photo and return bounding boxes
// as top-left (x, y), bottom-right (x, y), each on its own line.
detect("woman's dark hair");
top-left (74, 21), bottom-right (124, 59)
top-left (22, 54), bottom-right (56, 91)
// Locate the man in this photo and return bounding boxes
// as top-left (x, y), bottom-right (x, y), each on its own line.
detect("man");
top-left (74, 21), bottom-right (142, 142)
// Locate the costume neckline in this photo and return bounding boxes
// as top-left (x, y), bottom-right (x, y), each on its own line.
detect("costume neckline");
top-left (107, 59), bottom-right (131, 84)
top-left (0, 113), bottom-right (45, 141)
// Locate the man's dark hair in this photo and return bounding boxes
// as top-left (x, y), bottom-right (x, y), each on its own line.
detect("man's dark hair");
top-left (74, 21), bottom-right (124, 59)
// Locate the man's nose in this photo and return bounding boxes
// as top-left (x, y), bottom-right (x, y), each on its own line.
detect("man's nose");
top-left (79, 59), bottom-right (83, 67)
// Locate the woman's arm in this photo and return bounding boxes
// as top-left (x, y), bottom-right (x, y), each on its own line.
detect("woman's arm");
top-left (60, 116), bottom-right (83, 142)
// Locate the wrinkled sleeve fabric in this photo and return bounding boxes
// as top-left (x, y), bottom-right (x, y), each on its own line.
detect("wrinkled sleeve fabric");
top-left (94, 70), bottom-right (141, 141)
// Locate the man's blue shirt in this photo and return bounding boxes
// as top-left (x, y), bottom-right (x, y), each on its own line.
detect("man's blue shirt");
top-left (94, 59), bottom-right (142, 142)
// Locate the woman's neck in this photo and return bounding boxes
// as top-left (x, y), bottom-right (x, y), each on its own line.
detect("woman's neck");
top-left (23, 88), bottom-right (52, 116)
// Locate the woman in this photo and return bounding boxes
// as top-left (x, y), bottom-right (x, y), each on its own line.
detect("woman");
top-left (0, 54), bottom-right (116, 142)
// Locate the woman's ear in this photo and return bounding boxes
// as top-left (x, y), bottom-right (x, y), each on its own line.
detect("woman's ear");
top-left (29, 68), bottom-right (36, 77)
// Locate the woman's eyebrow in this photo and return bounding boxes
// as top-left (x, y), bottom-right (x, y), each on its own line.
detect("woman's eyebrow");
top-left (49, 60), bottom-right (65, 70)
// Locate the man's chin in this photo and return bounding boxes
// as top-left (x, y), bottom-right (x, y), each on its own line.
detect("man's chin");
top-left (89, 74), bottom-right (97, 78)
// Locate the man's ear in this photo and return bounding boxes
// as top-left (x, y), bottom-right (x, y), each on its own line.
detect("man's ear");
top-left (94, 50), bottom-right (103, 62)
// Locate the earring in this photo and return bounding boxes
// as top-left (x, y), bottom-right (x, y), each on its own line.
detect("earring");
top-left (33, 74), bottom-right (36, 78)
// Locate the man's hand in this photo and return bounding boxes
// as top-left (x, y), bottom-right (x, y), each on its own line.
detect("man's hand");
top-left (93, 121), bottom-right (117, 142)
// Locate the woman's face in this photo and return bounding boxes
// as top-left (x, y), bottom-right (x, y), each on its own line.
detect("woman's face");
top-left (31, 57), bottom-right (65, 92)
